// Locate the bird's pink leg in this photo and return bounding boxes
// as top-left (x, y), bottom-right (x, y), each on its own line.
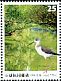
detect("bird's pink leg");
top-left (44, 58), bottom-right (50, 73)
top-left (43, 58), bottom-right (48, 73)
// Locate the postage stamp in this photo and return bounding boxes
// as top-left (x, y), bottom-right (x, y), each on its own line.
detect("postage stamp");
top-left (0, 1), bottom-right (61, 80)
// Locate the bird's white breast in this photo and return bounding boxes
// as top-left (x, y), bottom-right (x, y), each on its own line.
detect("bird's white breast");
top-left (35, 46), bottom-right (52, 59)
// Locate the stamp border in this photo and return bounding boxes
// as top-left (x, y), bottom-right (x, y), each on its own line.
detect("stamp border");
top-left (0, 0), bottom-right (60, 2)
top-left (59, 2), bottom-right (61, 79)
top-left (0, 2), bottom-right (3, 79)
top-left (0, 1), bottom-right (61, 81)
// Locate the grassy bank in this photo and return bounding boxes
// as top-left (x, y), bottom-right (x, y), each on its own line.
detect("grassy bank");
top-left (5, 24), bottom-right (57, 71)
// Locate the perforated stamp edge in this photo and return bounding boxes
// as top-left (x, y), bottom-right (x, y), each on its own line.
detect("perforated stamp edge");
top-left (0, 1), bottom-right (61, 81)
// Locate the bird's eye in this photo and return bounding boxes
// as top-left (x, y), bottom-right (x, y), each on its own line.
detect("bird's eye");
top-left (35, 38), bottom-right (39, 41)
top-left (35, 39), bottom-right (38, 41)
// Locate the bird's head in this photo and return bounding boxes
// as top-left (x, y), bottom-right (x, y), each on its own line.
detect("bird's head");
top-left (34, 38), bottom-right (40, 45)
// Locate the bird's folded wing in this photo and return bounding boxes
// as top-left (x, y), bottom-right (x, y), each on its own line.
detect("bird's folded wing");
top-left (41, 46), bottom-right (56, 54)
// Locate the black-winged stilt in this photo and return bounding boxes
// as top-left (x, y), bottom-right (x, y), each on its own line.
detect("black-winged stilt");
top-left (34, 38), bottom-right (60, 72)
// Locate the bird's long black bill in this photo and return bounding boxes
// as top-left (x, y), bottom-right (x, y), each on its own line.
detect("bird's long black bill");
top-left (27, 41), bottom-right (34, 46)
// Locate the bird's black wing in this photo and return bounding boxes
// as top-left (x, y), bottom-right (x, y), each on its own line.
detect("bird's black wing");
top-left (41, 46), bottom-right (53, 54)
top-left (41, 46), bottom-right (60, 55)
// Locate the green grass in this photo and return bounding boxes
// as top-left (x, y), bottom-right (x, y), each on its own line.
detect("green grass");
top-left (5, 24), bottom-right (57, 71)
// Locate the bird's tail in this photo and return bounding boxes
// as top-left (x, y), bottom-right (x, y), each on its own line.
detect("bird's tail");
top-left (52, 52), bottom-right (61, 56)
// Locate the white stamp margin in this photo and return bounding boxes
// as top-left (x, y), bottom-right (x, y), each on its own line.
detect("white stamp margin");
top-left (0, 1), bottom-right (61, 80)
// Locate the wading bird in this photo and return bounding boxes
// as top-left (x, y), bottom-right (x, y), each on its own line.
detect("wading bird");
top-left (33, 38), bottom-right (60, 72)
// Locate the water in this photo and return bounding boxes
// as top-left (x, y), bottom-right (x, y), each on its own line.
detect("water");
top-left (31, 27), bottom-right (56, 34)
